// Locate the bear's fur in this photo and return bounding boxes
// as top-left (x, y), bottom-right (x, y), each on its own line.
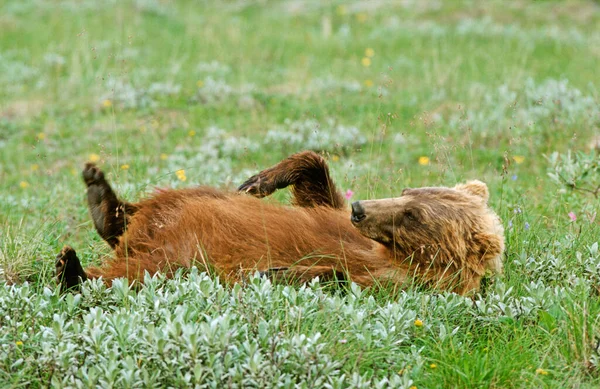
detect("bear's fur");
top-left (56, 151), bottom-right (504, 295)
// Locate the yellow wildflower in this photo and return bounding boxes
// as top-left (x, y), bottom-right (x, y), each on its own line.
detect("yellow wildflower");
top-left (365, 48), bottom-right (375, 58)
top-left (89, 153), bottom-right (100, 162)
top-left (31, 164), bottom-right (39, 171)
top-left (121, 164), bottom-right (129, 170)
top-left (356, 13), bottom-right (368, 23)
top-left (513, 155), bottom-right (525, 164)
top-left (176, 169), bottom-right (187, 182)
top-left (188, 130), bottom-right (196, 137)
top-left (37, 133), bottom-right (46, 140)
top-left (535, 368), bottom-right (549, 375)
top-left (336, 5), bottom-right (347, 15)
top-left (364, 79), bottom-right (374, 87)
top-left (430, 363), bottom-right (437, 369)
top-left (361, 57), bottom-right (371, 67)
top-left (160, 153), bottom-right (168, 161)
top-left (418, 156), bottom-right (430, 166)
top-left (102, 99), bottom-right (112, 108)
top-left (332, 155), bottom-right (340, 162)
top-left (196, 80), bottom-right (204, 88)
top-left (409, 386), bottom-right (417, 389)
top-left (16, 341), bottom-right (23, 346)
top-left (140, 126), bottom-right (147, 134)
top-left (414, 319), bottom-right (423, 327)
top-left (151, 119), bottom-right (159, 129)
top-left (19, 181), bottom-right (29, 189)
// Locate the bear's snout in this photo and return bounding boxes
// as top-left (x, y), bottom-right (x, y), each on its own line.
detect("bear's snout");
top-left (351, 201), bottom-right (366, 223)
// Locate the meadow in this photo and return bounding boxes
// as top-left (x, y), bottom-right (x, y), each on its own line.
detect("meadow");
top-left (1, 0), bottom-right (600, 387)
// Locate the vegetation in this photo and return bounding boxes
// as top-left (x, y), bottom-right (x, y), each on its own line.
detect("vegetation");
top-left (1, 0), bottom-right (599, 387)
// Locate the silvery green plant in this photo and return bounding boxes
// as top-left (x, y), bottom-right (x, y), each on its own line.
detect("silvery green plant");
top-left (100, 79), bottom-right (181, 110)
top-left (547, 150), bottom-right (600, 198)
top-left (192, 77), bottom-right (255, 106)
top-left (448, 79), bottom-right (599, 137)
top-left (265, 118), bottom-right (367, 154)
top-left (4, 266), bottom-right (592, 387)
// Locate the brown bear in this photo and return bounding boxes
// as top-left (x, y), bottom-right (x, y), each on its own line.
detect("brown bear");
top-left (56, 151), bottom-right (504, 295)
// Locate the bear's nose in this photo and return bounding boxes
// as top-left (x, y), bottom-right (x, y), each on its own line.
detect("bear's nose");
top-left (351, 201), bottom-right (366, 223)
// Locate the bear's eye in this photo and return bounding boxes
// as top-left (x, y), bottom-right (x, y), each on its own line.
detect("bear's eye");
top-left (404, 210), bottom-right (418, 222)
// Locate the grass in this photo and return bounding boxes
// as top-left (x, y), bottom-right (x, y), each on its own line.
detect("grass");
top-left (1, 0), bottom-right (600, 387)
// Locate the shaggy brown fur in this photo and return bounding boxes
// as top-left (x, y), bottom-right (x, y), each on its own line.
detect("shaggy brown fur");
top-left (56, 151), bottom-right (505, 295)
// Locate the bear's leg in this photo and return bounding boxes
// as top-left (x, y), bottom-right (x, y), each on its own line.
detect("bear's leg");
top-left (55, 245), bottom-right (87, 292)
top-left (238, 151), bottom-right (345, 209)
top-left (259, 265), bottom-right (348, 286)
top-left (83, 163), bottom-right (137, 248)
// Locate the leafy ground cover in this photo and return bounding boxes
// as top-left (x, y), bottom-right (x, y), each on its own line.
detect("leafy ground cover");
top-left (1, 0), bottom-right (600, 387)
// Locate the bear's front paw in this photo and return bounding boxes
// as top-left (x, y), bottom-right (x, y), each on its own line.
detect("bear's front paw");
top-left (238, 175), bottom-right (270, 197)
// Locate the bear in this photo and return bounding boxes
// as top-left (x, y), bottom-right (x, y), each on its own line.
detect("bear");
top-left (55, 150), bottom-right (505, 295)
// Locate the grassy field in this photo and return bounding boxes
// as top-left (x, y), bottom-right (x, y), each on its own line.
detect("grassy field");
top-left (1, 0), bottom-right (600, 387)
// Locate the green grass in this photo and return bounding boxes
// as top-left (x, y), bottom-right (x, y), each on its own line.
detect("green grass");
top-left (1, 0), bottom-right (600, 387)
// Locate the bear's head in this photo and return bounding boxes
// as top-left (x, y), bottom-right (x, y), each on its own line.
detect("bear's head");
top-left (350, 180), bottom-right (504, 293)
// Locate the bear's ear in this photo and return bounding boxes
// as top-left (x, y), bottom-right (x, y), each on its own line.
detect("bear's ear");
top-left (401, 188), bottom-right (413, 196)
top-left (455, 180), bottom-right (489, 202)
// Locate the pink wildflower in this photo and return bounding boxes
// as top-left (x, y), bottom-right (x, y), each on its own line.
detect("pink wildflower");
top-left (344, 189), bottom-right (354, 200)
top-left (568, 212), bottom-right (577, 222)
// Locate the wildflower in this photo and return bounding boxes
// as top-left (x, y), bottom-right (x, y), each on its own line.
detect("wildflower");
top-left (513, 155), bottom-right (525, 164)
top-left (139, 126), bottom-right (147, 134)
top-left (361, 57), bottom-right (371, 67)
top-left (176, 169), bottom-right (187, 182)
top-left (508, 220), bottom-right (513, 228)
top-left (568, 212), bottom-right (576, 222)
top-left (356, 13), bottom-right (368, 23)
top-left (418, 156), bottom-right (430, 166)
top-left (331, 155), bottom-right (340, 162)
top-left (336, 5), bottom-right (347, 15)
top-left (339, 339), bottom-right (347, 344)
top-left (19, 181), bottom-right (29, 189)
top-left (160, 153), bottom-right (168, 161)
top-left (15, 341), bottom-right (23, 346)
top-left (414, 319), bottom-right (423, 327)
top-left (151, 119), bottom-right (159, 129)
top-left (409, 386), bottom-right (417, 389)
top-left (430, 363), bottom-right (437, 369)
top-left (102, 99), bottom-right (112, 108)
top-left (365, 48), bottom-right (375, 58)
top-left (196, 80), bottom-right (204, 88)
top-left (188, 130), bottom-right (196, 137)
top-left (344, 189), bottom-right (354, 200)
top-left (31, 164), bottom-right (39, 171)
top-left (364, 79), bottom-right (374, 87)
top-left (511, 174), bottom-right (517, 181)
top-left (37, 133), bottom-right (46, 140)
top-left (89, 153), bottom-right (100, 162)
top-left (120, 164), bottom-right (129, 170)
top-left (535, 368), bottom-right (549, 375)
top-left (524, 222), bottom-right (530, 230)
